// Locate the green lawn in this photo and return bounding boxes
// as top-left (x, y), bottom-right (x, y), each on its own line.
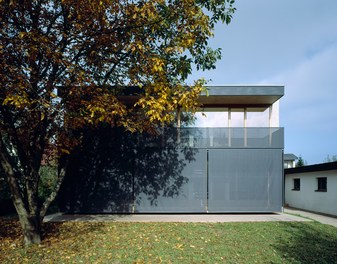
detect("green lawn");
top-left (1, 218), bottom-right (337, 263)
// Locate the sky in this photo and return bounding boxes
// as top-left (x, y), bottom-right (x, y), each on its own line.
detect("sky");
top-left (187, 0), bottom-right (337, 165)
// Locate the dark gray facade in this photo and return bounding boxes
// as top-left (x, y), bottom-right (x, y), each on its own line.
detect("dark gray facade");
top-left (59, 127), bottom-right (284, 213)
top-left (58, 85), bottom-right (284, 213)
top-left (135, 128), bottom-right (284, 213)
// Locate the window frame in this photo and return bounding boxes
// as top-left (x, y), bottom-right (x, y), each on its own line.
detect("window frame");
top-left (292, 178), bottom-right (300, 191)
top-left (315, 177), bottom-right (327, 192)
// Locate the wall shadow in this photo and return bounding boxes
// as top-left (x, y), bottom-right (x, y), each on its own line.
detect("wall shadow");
top-left (58, 125), bottom-right (198, 213)
top-left (273, 222), bottom-right (337, 263)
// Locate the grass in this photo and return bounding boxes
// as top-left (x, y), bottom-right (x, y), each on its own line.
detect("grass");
top-left (1, 218), bottom-right (337, 263)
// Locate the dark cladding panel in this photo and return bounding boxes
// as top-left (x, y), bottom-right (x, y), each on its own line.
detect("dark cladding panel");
top-left (135, 149), bottom-right (207, 212)
top-left (208, 149), bottom-right (283, 212)
top-left (58, 127), bottom-right (134, 213)
top-left (59, 126), bottom-right (283, 213)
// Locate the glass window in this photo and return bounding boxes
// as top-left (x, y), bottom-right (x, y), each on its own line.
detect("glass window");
top-left (316, 177), bottom-right (327, 192)
top-left (192, 111), bottom-right (229, 127)
top-left (292, 178), bottom-right (300, 191)
top-left (246, 108), bottom-right (269, 127)
top-left (190, 107), bottom-right (270, 128)
top-left (230, 108), bottom-right (244, 127)
top-left (284, 161), bottom-right (292, 169)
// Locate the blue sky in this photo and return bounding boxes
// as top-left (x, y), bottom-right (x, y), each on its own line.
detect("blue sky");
top-left (188, 0), bottom-right (337, 165)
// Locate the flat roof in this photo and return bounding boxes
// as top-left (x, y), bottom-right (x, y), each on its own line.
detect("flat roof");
top-left (285, 161), bottom-right (337, 174)
top-left (118, 85), bottom-right (284, 108)
top-left (199, 85), bottom-right (284, 108)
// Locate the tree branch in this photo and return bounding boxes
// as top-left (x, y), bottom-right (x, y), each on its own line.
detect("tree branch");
top-left (0, 134), bottom-right (28, 217)
top-left (40, 158), bottom-right (69, 218)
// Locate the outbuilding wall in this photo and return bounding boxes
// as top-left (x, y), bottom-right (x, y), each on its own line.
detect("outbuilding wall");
top-left (285, 168), bottom-right (337, 216)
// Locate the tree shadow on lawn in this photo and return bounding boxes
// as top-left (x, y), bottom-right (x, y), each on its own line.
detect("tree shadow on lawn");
top-left (0, 217), bottom-right (22, 241)
top-left (273, 222), bottom-right (337, 263)
top-left (44, 212), bottom-right (131, 222)
top-left (41, 221), bottom-right (106, 243)
top-left (0, 217), bottom-right (106, 247)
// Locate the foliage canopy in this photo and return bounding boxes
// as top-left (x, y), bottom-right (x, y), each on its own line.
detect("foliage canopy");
top-left (0, 0), bottom-right (235, 245)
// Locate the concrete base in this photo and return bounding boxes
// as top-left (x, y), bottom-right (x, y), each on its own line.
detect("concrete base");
top-left (44, 212), bottom-right (309, 223)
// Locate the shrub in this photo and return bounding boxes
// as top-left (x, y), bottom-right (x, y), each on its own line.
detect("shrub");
top-left (0, 165), bottom-right (59, 215)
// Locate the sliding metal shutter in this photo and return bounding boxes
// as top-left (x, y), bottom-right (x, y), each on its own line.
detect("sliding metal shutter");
top-left (135, 149), bottom-right (207, 212)
top-left (208, 149), bottom-right (283, 212)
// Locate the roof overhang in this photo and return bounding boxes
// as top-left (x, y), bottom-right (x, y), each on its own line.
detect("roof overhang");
top-left (117, 85), bottom-right (284, 110)
top-left (199, 85), bottom-right (284, 109)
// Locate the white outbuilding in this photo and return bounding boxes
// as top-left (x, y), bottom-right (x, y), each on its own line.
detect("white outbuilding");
top-left (284, 161), bottom-right (337, 217)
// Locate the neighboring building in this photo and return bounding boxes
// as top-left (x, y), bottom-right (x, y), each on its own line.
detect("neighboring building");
top-left (284, 153), bottom-right (298, 168)
top-left (59, 85), bottom-right (284, 213)
top-left (285, 161), bottom-right (337, 217)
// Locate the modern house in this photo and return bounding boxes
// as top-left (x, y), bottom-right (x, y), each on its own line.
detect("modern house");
top-left (284, 153), bottom-right (298, 168)
top-left (59, 85), bottom-right (284, 213)
top-left (285, 161), bottom-right (337, 217)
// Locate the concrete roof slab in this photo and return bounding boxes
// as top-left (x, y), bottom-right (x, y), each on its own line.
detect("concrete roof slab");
top-left (199, 85), bottom-right (284, 108)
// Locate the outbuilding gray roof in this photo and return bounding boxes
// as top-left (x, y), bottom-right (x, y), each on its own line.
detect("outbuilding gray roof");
top-left (284, 154), bottom-right (298, 161)
top-left (285, 161), bottom-right (337, 174)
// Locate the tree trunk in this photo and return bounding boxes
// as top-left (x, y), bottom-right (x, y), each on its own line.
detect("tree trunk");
top-left (0, 138), bottom-right (42, 245)
top-left (18, 213), bottom-right (42, 245)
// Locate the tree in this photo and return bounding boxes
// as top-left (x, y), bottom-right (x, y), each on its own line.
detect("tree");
top-left (324, 155), bottom-right (337, 163)
top-left (0, 0), bottom-right (235, 245)
top-left (295, 156), bottom-right (306, 167)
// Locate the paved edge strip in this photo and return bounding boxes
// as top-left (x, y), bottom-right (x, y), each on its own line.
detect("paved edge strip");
top-left (44, 212), bottom-right (310, 223)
